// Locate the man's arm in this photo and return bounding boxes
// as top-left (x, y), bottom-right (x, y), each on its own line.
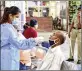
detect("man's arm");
top-left (68, 12), bottom-right (77, 37)
top-left (68, 22), bottom-right (74, 38)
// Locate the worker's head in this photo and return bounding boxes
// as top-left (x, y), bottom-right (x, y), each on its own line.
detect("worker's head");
top-left (49, 31), bottom-right (65, 46)
top-left (0, 6), bottom-right (21, 24)
top-left (30, 19), bottom-right (38, 29)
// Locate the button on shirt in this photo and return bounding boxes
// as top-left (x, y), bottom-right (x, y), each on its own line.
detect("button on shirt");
top-left (1, 23), bottom-right (36, 70)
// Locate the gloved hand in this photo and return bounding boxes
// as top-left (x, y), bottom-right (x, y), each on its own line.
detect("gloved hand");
top-left (34, 37), bottom-right (44, 45)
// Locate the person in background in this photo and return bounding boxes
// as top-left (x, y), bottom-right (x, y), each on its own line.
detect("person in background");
top-left (20, 19), bottom-right (38, 70)
top-left (0, 6), bottom-right (39, 70)
top-left (67, 5), bottom-right (81, 64)
top-left (53, 17), bottom-right (59, 29)
top-left (23, 22), bottom-right (30, 30)
top-left (23, 19), bottom-right (38, 38)
top-left (37, 31), bottom-right (65, 70)
top-left (28, 10), bottom-right (33, 17)
top-left (22, 22), bottom-right (30, 34)
top-left (57, 18), bottom-right (62, 30)
top-left (25, 12), bottom-right (27, 17)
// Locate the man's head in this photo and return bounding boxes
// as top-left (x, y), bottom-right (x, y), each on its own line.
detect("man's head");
top-left (77, 5), bottom-right (82, 16)
top-left (49, 31), bottom-right (65, 46)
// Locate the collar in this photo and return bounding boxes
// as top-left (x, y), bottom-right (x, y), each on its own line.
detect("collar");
top-left (50, 45), bottom-right (61, 52)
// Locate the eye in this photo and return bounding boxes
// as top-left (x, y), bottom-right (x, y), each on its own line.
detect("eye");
top-left (16, 16), bottom-right (19, 18)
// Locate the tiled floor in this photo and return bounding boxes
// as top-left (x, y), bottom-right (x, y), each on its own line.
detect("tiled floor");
top-left (38, 31), bottom-right (81, 70)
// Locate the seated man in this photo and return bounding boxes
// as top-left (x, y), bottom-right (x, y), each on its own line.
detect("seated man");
top-left (37, 31), bottom-right (66, 70)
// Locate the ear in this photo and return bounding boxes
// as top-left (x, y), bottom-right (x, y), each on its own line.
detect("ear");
top-left (9, 14), bottom-right (12, 19)
top-left (9, 14), bottom-right (12, 17)
top-left (58, 38), bottom-right (60, 43)
top-left (54, 38), bottom-right (60, 44)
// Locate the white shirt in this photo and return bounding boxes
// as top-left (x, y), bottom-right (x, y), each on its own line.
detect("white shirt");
top-left (37, 45), bottom-right (65, 70)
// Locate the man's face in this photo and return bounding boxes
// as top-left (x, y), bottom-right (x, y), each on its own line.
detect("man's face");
top-left (78, 9), bottom-right (81, 17)
top-left (49, 33), bottom-right (60, 45)
top-left (49, 33), bottom-right (57, 41)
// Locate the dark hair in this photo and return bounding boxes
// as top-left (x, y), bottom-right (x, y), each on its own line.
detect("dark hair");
top-left (4, 7), bottom-right (10, 13)
top-left (0, 6), bottom-right (21, 24)
top-left (23, 22), bottom-right (30, 30)
top-left (30, 19), bottom-right (37, 27)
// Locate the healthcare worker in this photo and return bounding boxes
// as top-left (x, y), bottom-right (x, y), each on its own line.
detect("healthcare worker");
top-left (0, 6), bottom-right (39, 70)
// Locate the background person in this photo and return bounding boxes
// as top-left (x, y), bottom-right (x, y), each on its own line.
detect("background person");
top-left (23, 19), bottom-right (38, 38)
top-left (22, 22), bottom-right (30, 34)
top-left (20, 19), bottom-right (38, 70)
top-left (67, 5), bottom-right (81, 64)
top-left (23, 22), bottom-right (30, 30)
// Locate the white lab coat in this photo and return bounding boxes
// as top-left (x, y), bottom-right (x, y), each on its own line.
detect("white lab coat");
top-left (37, 45), bottom-right (65, 70)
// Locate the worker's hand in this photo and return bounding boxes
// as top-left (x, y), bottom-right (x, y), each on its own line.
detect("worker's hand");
top-left (34, 37), bottom-right (44, 45)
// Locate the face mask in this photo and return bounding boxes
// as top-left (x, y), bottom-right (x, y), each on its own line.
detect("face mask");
top-left (12, 18), bottom-right (19, 25)
top-left (49, 40), bottom-right (55, 46)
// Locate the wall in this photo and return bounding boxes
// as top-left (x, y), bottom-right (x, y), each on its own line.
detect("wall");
top-left (26, 17), bottom-right (53, 32)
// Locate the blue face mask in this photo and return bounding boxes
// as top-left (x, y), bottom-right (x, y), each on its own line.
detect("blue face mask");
top-left (49, 40), bottom-right (55, 46)
top-left (12, 18), bottom-right (19, 25)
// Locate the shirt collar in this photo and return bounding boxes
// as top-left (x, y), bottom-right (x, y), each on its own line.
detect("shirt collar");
top-left (50, 45), bottom-right (61, 52)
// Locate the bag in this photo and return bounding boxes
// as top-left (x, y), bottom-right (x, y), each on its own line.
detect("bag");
top-left (61, 61), bottom-right (78, 70)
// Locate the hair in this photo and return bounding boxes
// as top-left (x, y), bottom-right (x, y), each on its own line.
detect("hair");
top-left (23, 22), bottom-right (30, 30)
top-left (29, 19), bottom-right (37, 27)
top-left (55, 32), bottom-right (65, 44)
top-left (59, 34), bottom-right (65, 44)
top-left (0, 6), bottom-right (21, 24)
